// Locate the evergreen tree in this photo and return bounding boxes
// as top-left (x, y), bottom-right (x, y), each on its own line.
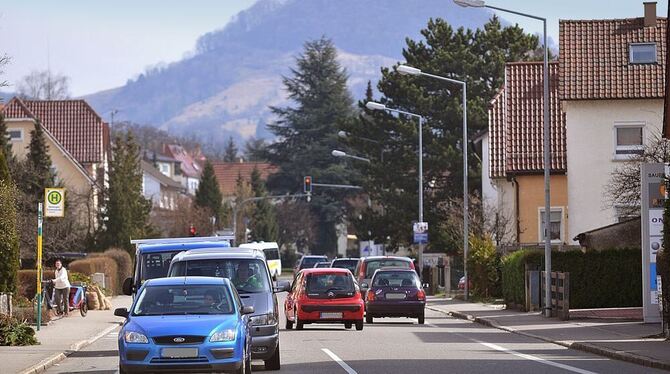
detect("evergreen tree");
top-left (342, 17), bottom-right (540, 253)
top-left (233, 171), bottom-right (253, 243)
top-left (0, 149), bottom-right (19, 294)
top-left (244, 137), bottom-right (268, 162)
top-left (266, 37), bottom-right (356, 255)
top-left (224, 136), bottom-right (238, 162)
top-left (99, 132), bottom-right (154, 251)
top-left (249, 166), bottom-right (278, 242)
top-left (0, 112), bottom-right (13, 159)
top-left (25, 120), bottom-right (54, 200)
top-left (194, 160), bottom-right (223, 226)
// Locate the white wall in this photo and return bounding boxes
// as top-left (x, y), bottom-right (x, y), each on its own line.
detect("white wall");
top-left (480, 133), bottom-right (498, 206)
top-left (492, 178), bottom-right (517, 244)
top-left (143, 172), bottom-right (161, 207)
top-left (565, 99), bottom-right (663, 243)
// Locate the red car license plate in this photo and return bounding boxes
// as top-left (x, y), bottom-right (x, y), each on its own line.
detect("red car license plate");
top-left (320, 312), bottom-right (343, 319)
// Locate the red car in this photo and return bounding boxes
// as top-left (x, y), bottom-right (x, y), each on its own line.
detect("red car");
top-left (284, 268), bottom-right (364, 331)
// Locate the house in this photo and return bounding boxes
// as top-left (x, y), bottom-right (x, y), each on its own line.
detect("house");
top-left (162, 144), bottom-right (202, 195)
top-left (1, 97), bottom-right (110, 220)
top-left (142, 150), bottom-right (182, 183)
top-left (140, 160), bottom-right (185, 210)
top-left (211, 161), bottom-right (278, 198)
top-left (486, 61), bottom-right (568, 245)
top-left (560, 2), bottom-right (666, 242)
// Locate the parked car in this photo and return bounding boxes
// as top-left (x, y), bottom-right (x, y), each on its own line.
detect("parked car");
top-left (240, 242), bottom-right (282, 280)
top-left (294, 255), bottom-right (328, 274)
top-left (122, 236), bottom-right (232, 298)
top-left (313, 262), bottom-right (331, 268)
top-left (115, 276), bottom-right (254, 374)
top-left (458, 276), bottom-right (473, 290)
top-left (284, 268), bottom-right (364, 330)
top-left (330, 258), bottom-right (359, 274)
top-left (354, 256), bottom-right (415, 299)
top-left (364, 268), bottom-right (426, 324)
top-left (168, 247), bottom-right (289, 371)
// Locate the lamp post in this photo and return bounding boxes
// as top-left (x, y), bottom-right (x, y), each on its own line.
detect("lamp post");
top-left (455, 0), bottom-right (552, 316)
top-left (338, 130), bottom-right (386, 163)
top-left (397, 64), bottom-right (470, 300)
top-left (332, 149), bottom-right (372, 163)
top-left (366, 101), bottom-right (426, 276)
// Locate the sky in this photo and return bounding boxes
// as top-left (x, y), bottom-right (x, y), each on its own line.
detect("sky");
top-left (1, 0), bottom-right (668, 97)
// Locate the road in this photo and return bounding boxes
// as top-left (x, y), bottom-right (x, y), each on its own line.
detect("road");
top-left (46, 294), bottom-right (665, 374)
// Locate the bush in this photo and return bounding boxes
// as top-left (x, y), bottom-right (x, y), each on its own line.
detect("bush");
top-left (0, 315), bottom-right (38, 346)
top-left (0, 181), bottom-right (20, 295)
top-left (69, 257), bottom-right (119, 295)
top-left (500, 248), bottom-right (641, 309)
top-left (17, 270), bottom-right (38, 300)
top-left (467, 235), bottom-right (501, 298)
top-left (102, 249), bottom-right (133, 294)
top-left (657, 249), bottom-right (669, 335)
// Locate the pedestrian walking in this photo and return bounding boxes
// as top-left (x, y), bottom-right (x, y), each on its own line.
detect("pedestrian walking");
top-left (53, 259), bottom-right (71, 316)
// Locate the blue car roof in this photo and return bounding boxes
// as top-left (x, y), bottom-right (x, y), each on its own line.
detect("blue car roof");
top-left (143, 276), bottom-right (230, 287)
top-left (137, 242), bottom-right (231, 254)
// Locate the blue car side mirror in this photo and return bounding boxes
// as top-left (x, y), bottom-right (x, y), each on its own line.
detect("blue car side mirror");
top-left (241, 306), bottom-right (255, 315)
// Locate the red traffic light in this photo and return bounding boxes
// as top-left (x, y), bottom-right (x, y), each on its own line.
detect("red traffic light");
top-left (304, 176), bottom-right (312, 193)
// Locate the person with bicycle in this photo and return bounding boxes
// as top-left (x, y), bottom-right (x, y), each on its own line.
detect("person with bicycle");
top-left (53, 259), bottom-right (71, 316)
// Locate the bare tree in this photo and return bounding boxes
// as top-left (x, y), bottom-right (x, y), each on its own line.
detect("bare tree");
top-left (0, 54), bottom-right (9, 89)
top-left (16, 70), bottom-right (70, 100)
top-left (605, 135), bottom-right (670, 217)
top-left (275, 200), bottom-right (317, 253)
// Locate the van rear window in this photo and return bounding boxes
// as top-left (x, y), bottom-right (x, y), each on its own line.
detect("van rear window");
top-left (365, 259), bottom-right (411, 279)
top-left (263, 248), bottom-right (280, 260)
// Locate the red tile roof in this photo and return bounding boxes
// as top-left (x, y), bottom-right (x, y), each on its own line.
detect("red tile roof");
top-left (489, 62), bottom-right (566, 178)
top-left (560, 17), bottom-right (667, 100)
top-left (163, 144), bottom-right (202, 179)
top-left (211, 162), bottom-right (278, 196)
top-left (2, 97), bottom-right (108, 164)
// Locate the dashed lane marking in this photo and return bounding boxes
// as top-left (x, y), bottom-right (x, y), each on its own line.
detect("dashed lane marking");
top-left (321, 348), bottom-right (358, 374)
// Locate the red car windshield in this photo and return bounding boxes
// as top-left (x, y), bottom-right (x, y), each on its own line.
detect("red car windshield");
top-left (305, 273), bottom-right (355, 296)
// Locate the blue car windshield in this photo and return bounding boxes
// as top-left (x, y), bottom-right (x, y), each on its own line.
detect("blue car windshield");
top-left (132, 285), bottom-right (234, 316)
top-left (169, 259), bottom-right (271, 294)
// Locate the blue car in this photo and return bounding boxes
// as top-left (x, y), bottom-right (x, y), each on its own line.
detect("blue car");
top-left (115, 277), bottom-right (254, 374)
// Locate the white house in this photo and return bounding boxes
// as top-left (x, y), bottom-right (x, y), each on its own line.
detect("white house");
top-left (560, 2), bottom-right (666, 243)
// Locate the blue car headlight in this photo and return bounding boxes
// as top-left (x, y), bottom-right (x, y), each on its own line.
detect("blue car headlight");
top-left (249, 313), bottom-right (277, 326)
top-left (125, 331), bottom-right (149, 344)
top-left (210, 329), bottom-right (237, 342)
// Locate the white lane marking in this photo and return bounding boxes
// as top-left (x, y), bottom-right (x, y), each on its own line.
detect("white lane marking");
top-left (477, 341), bottom-right (598, 374)
top-left (321, 348), bottom-right (357, 374)
top-left (427, 315), bottom-right (598, 374)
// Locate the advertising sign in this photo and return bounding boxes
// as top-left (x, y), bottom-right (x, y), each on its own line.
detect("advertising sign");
top-left (641, 163), bottom-right (663, 323)
top-left (413, 222), bottom-right (428, 244)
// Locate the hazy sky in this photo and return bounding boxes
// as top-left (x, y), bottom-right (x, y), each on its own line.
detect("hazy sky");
top-left (1, 0), bottom-right (667, 96)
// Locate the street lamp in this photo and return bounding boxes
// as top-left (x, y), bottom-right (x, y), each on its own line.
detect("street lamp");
top-left (366, 101), bottom-right (426, 276)
top-left (456, 0), bottom-right (552, 317)
top-left (331, 149), bottom-right (371, 163)
top-left (398, 64), bottom-right (470, 301)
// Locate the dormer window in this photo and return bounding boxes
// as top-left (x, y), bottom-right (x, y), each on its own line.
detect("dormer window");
top-left (629, 43), bottom-right (657, 64)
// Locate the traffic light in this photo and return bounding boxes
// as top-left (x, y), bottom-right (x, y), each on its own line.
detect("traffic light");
top-left (189, 224), bottom-right (197, 237)
top-left (304, 176), bottom-right (312, 193)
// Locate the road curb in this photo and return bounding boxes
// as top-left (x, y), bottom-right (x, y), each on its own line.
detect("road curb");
top-left (427, 306), bottom-right (670, 371)
top-left (19, 323), bottom-right (121, 374)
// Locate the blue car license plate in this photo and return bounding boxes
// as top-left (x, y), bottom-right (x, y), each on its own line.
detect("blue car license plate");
top-left (161, 348), bottom-right (198, 358)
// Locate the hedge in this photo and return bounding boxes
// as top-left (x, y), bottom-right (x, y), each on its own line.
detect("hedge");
top-left (501, 248), bottom-right (641, 309)
top-left (90, 249), bottom-right (133, 295)
top-left (69, 257), bottom-right (119, 295)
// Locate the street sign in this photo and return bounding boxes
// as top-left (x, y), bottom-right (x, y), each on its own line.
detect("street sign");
top-left (413, 222), bottom-right (428, 244)
top-left (44, 188), bottom-right (65, 217)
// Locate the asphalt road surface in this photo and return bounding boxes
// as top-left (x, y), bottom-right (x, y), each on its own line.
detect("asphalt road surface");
top-left (45, 294), bottom-right (665, 374)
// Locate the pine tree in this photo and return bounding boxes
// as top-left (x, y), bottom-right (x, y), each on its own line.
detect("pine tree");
top-left (25, 120), bottom-right (54, 200)
top-left (0, 149), bottom-right (19, 294)
top-left (249, 166), bottom-right (278, 242)
top-left (266, 37), bottom-right (356, 255)
top-left (224, 137), bottom-right (238, 162)
top-left (194, 160), bottom-right (223, 226)
top-left (99, 132), bottom-right (154, 251)
top-left (0, 112), bottom-right (13, 159)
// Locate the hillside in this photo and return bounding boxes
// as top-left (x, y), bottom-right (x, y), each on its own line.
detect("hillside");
top-left (85, 0), bottom-right (491, 146)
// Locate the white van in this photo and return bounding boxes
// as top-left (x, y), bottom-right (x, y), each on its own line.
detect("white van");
top-left (240, 242), bottom-right (282, 280)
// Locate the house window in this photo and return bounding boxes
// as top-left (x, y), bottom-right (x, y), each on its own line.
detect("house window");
top-left (539, 208), bottom-right (563, 242)
top-left (7, 129), bottom-right (23, 142)
top-left (614, 124), bottom-right (644, 158)
top-left (158, 163), bottom-right (170, 176)
top-left (629, 43), bottom-right (657, 64)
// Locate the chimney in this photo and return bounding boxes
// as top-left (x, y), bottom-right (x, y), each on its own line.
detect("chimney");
top-left (644, 2), bottom-right (657, 27)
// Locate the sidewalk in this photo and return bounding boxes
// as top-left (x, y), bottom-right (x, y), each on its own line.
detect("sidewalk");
top-left (427, 297), bottom-right (670, 371)
top-left (0, 296), bottom-right (131, 374)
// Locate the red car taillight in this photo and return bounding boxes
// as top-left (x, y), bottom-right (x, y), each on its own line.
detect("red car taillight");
top-left (417, 289), bottom-right (426, 301)
top-left (367, 290), bottom-right (375, 301)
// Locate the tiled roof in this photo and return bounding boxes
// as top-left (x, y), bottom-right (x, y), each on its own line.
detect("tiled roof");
top-left (163, 144), bottom-right (201, 179)
top-left (489, 62), bottom-right (566, 178)
top-left (211, 162), bottom-right (278, 196)
top-left (560, 17), bottom-right (667, 100)
top-left (2, 97), bottom-right (108, 163)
